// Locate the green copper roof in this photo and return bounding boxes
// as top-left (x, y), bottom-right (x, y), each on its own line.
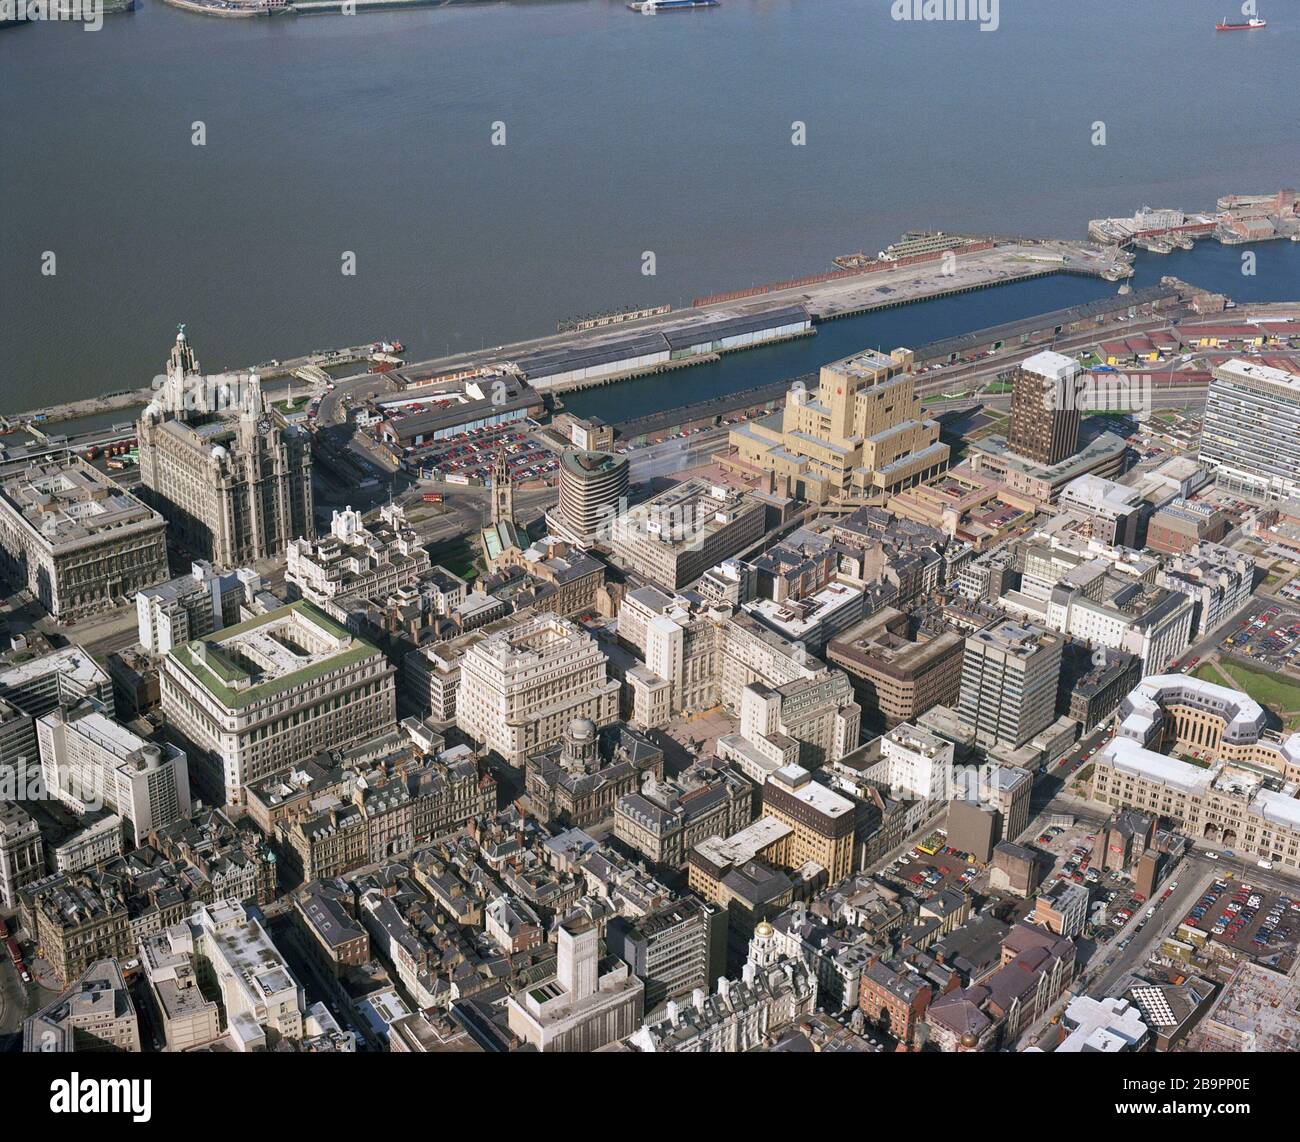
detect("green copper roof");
top-left (167, 600), bottom-right (381, 709)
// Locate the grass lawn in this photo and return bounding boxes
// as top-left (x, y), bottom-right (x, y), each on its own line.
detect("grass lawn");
top-left (1199, 659), bottom-right (1300, 731)
top-left (1192, 662), bottom-right (1232, 686)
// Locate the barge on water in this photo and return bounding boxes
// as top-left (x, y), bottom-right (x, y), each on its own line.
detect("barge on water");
top-left (628, 0), bottom-right (719, 12)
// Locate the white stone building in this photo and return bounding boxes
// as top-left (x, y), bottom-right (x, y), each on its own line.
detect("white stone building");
top-left (878, 722), bottom-right (955, 802)
top-left (456, 612), bottom-right (620, 766)
top-left (136, 560), bottom-right (259, 656)
top-left (286, 504), bottom-right (430, 609)
top-left (159, 601), bottom-right (395, 805)
top-left (37, 700), bottom-right (191, 846)
top-left (137, 327), bottom-right (313, 567)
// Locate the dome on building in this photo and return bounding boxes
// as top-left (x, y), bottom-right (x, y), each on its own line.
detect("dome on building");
top-left (209, 445), bottom-right (228, 461)
top-left (755, 921), bottom-right (775, 939)
top-left (960, 1032), bottom-right (980, 1049)
top-left (568, 717), bottom-right (597, 743)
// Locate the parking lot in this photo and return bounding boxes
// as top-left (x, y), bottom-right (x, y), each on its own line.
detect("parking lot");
top-left (884, 829), bottom-right (982, 899)
top-left (1176, 877), bottom-right (1300, 973)
top-left (1218, 602), bottom-right (1300, 669)
top-left (1275, 571), bottom-right (1300, 605)
top-left (1029, 819), bottom-right (1100, 884)
top-left (1027, 821), bottom-right (1156, 942)
top-left (400, 422), bottom-right (559, 484)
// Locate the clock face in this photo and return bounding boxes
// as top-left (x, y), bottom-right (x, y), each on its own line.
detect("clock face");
top-left (257, 415), bottom-right (272, 435)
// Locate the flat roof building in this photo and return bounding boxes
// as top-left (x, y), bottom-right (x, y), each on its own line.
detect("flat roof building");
top-left (1147, 498), bottom-right (1230, 555)
top-left (1058, 473), bottom-right (1146, 547)
top-left (827, 607), bottom-right (964, 729)
top-left (551, 448), bottom-right (630, 547)
top-left (456, 612), bottom-right (620, 766)
top-left (761, 764), bottom-right (857, 883)
top-left (0, 456), bottom-right (167, 619)
top-left (136, 561), bottom-right (259, 656)
top-left (958, 621), bottom-right (1063, 749)
top-left (159, 601), bottom-right (395, 806)
top-left (1091, 675), bottom-right (1300, 870)
top-left (22, 959), bottom-right (139, 1053)
top-left (1007, 351), bottom-right (1082, 467)
top-left (287, 504), bottom-right (430, 610)
top-left (1200, 358), bottom-right (1300, 502)
top-left (0, 801), bottom-right (44, 911)
top-left (506, 916), bottom-right (645, 1052)
top-left (37, 699), bottom-right (190, 846)
top-left (730, 347), bottom-right (949, 505)
top-left (609, 479), bottom-right (766, 591)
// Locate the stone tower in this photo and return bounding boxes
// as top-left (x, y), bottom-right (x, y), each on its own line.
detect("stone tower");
top-left (492, 445), bottom-right (514, 525)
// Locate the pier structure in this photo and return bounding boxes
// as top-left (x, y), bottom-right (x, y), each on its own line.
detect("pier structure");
top-left (335, 238), bottom-right (1128, 404)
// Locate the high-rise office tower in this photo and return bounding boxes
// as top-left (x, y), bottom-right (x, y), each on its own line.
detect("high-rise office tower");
top-left (1007, 351), bottom-right (1083, 467)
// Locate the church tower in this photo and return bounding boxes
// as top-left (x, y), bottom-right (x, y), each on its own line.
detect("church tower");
top-left (491, 445), bottom-right (514, 525)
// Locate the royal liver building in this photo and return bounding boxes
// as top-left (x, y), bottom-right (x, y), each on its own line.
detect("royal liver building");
top-left (137, 328), bottom-right (314, 567)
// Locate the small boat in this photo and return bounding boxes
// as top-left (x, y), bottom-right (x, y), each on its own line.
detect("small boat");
top-left (1215, 16), bottom-right (1266, 30)
top-left (628, 0), bottom-right (719, 11)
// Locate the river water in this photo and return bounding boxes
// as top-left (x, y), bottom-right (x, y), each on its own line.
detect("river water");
top-left (2, 0), bottom-right (1297, 413)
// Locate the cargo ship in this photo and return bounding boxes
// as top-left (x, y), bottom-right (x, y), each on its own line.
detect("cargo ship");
top-left (628, 0), bottom-right (719, 12)
top-left (1215, 16), bottom-right (1266, 29)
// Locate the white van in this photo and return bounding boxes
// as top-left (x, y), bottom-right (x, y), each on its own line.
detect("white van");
top-left (1258, 859), bottom-right (1274, 870)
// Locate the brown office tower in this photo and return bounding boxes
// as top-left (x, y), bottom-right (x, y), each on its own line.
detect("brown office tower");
top-left (1007, 351), bottom-right (1083, 466)
top-left (1135, 850), bottom-right (1164, 901)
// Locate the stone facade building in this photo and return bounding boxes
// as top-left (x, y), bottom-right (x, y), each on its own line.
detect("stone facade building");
top-left (0, 455), bottom-right (167, 620)
top-left (828, 607), bottom-right (965, 729)
top-left (525, 718), bottom-right (663, 829)
top-left (137, 327), bottom-right (313, 567)
top-left (0, 801), bottom-right (45, 910)
top-left (456, 612), bottom-right (620, 766)
top-left (614, 766), bottom-right (755, 869)
top-left (159, 601), bottom-right (395, 806)
top-left (729, 347), bottom-right (948, 505)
